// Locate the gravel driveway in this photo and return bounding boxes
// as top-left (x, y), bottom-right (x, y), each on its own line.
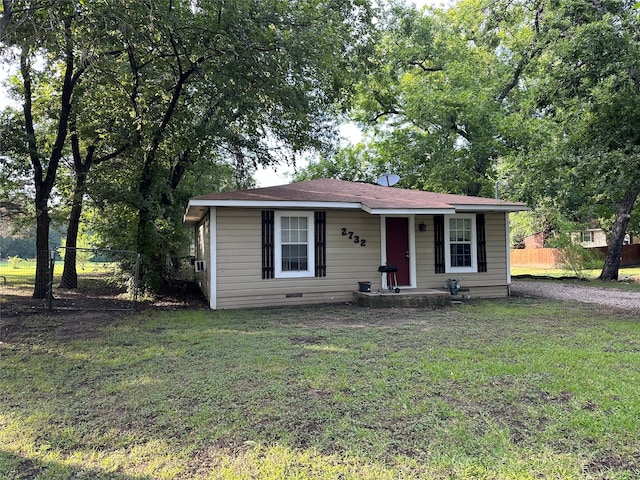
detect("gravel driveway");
top-left (510, 279), bottom-right (640, 311)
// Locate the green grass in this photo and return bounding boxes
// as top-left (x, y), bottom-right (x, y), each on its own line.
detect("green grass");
top-left (0, 261), bottom-right (119, 287)
top-left (2, 300), bottom-right (640, 478)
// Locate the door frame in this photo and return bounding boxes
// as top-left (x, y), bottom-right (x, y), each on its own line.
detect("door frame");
top-left (380, 215), bottom-right (416, 288)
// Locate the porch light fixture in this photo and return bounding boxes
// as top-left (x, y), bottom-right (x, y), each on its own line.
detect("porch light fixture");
top-left (419, 222), bottom-right (427, 232)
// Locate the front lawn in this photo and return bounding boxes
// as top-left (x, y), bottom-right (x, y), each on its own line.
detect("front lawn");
top-left (1, 299), bottom-right (639, 479)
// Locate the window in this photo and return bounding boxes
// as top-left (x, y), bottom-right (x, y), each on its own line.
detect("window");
top-left (444, 214), bottom-right (477, 273)
top-left (263, 210), bottom-right (325, 279)
top-left (581, 231), bottom-right (593, 243)
top-left (275, 211), bottom-right (315, 278)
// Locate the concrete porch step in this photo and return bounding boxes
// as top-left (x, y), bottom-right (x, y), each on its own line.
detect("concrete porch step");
top-left (353, 288), bottom-right (453, 308)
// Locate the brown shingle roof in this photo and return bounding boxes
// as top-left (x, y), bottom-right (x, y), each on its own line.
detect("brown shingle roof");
top-left (185, 178), bottom-right (527, 224)
top-left (193, 178), bottom-right (525, 208)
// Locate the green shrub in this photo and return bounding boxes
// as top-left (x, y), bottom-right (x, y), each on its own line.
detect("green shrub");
top-left (554, 239), bottom-right (605, 278)
top-left (7, 256), bottom-right (22, 269)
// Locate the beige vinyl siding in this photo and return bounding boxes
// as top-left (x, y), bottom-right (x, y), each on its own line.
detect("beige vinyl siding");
top-left (415, 213), bottom-right (509, 297)
top-left (194, 212), bottom-right (211, 300)
top-left (207, 208), bottom-right (510, 309)
top-left (467, 285), bottom-right (510, 298)
top-left (215, 208), bottom-right (381, 309)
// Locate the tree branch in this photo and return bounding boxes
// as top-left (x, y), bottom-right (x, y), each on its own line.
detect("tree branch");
top-left (0, 0), bottom-right (12, 39)
top-left (496, 4), bottom-right (554, 102)
top-left (20, 48), bottom-right (41, 184)
top-left (409, 60), bottom-right (444, 73)
top-left (44, 16), bottom-right (76, 196)
top-left (95, 143), bottom-right (129, 165)
top-left (450, 116), bottom-right (470, 141)
top-left (370, 108), bottom-right (402, 122)
top-left (1, 0), bottom-right (61, 39)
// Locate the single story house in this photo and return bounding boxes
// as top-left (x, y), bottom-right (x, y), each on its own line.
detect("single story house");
top-left (575, 228), bottom-right (609, 248)
top-left (575, 228), bottom-right (637, 248)
top-left (183, 178), bottom-right (528, 309)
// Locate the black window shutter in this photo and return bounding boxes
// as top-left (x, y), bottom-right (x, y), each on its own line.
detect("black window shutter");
top-left (434, 215), bottom-right (445, 274)
top-left (476, 213), bottom-right (487, 273)
top-left (262, 210), bottom-right (274, 279)
top-left (314, 211), bottom-right (326, 277)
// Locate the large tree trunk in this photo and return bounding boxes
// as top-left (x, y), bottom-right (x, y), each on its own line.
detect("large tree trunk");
top-left (133, 75), bottom-right (191, 292)
top-left (60, 128), bottom-right (129, 289)
top-left (136, 202), bottom-right (165, 292)
top-left (599, 190), bottom-right (639, 281)
top-left (59, 171), bottom-right (87, 289)
top-left (33, 195), bottom-right (51, 298)
top-left (135, 159), bottom-right (165, 291)
top-left (21, 17), bottom-right (80, 298)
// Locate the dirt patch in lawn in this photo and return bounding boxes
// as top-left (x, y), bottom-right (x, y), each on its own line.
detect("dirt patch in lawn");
top-left (0, 283), bottom-right (208, 343)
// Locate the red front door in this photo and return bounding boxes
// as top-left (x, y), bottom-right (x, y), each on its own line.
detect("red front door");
top-left (385, 217), bottom-right (410, 286)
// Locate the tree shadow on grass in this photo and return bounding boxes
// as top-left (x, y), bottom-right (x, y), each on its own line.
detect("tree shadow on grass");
top-left (0, 450), bottom-right (145, 480)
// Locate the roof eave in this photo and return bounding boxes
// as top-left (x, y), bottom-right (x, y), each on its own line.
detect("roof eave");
top-left (364, 207), bottom-right (457, 215)
top-left (183, 199), bottom-right (530, 226)
top-left (183, 199), bottom-right (363, 226)
top-left (187, 199), bottom-right (362, 209)
top-left (452, 204), bottom-right (529, 213)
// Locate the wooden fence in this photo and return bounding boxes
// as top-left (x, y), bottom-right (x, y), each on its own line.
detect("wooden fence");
top-left (595, 244), bottom-right (640, 267)
top-left (510, 248), bottom-right (560, 268)
top-left (510, 244), bottom-right (640, 268)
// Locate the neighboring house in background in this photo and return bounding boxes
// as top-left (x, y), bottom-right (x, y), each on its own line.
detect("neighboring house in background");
top-left (574, 228), bottom-right (638, 248)
top-left (574, 227), bottom-right (608, 248)
top-left (522, 226), bottom-right (637, 250)
top-left (184, 179), bottom-right (527, 310)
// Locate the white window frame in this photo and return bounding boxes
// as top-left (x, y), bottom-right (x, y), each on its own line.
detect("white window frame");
top-left (444, 214), bottom-right (477, 273)
top-left (274, 211), bottom-right (315, 278)
top-left (581, 231), bottom-right (594, 243)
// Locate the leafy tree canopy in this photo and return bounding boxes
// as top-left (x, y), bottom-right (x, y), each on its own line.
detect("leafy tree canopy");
top-left (1, 0), bottom-right (377, 292)
top-left (498, 0), bottom-right (640, 279)
top-left (301, 0), bottom-right (546, 196)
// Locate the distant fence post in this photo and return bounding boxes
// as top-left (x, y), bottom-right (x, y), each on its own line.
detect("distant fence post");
top-left (134, 253), bottom-right (141, 302)
top-left (45, 246), bottom-right (141, 311)
top-left (47, 250), bottom-right (55, 310)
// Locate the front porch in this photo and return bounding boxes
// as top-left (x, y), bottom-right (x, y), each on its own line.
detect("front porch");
top-left (353, 288), bottom-right (467, 308)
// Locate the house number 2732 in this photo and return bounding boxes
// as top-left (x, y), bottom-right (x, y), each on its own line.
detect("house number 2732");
top-left (341, 227), bottom-right (366, 246)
